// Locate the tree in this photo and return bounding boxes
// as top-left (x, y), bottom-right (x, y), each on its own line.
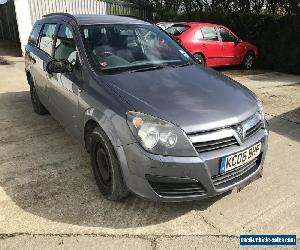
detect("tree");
top-left (146, 0), bottom-right (300, 16)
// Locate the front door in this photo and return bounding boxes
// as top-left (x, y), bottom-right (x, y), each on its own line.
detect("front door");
top-left (48, 22), bottom-right (82, 137)
top-left (218, 27), bottom-right (243, 65)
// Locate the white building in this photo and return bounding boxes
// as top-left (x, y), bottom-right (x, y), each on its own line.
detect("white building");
top-left (1, 0), bottom-right (151, 53)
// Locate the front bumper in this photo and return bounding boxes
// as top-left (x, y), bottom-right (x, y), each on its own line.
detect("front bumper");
top-left (117, 128), bottom-right (268, 202)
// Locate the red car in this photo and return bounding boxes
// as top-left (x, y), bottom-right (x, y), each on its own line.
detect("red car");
top-left (166, 22), bottom-right (258, 69)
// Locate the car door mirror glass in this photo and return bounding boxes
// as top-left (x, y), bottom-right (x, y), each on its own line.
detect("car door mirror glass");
top-left (46, 59), bottom-right (74, 74)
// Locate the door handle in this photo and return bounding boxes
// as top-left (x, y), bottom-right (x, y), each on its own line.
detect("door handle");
top-left (202, 44), bottom-right (206, 47)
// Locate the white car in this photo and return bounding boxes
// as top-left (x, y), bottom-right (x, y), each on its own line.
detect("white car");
top-left (156, 22), bottom-right (179, 30)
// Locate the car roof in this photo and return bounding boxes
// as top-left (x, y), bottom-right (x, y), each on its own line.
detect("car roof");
top-left (171, 22), bottom-right (219, 27)
top-left (74, 14), bottom-right (151, 25)
top-left (42, 13), bottom-right (151, 26)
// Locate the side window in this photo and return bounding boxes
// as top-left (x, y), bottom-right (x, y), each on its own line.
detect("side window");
top-left (201, 27), bottom-right (219, 41)
top-left (54, 24), bottom-right (77, 65)
top-left (194, 29), bottom-right (203, 40)
top-left (28, 23), bottom-right (42, 45)
top-left (219, 28), bottom-right (237, 42)
top-left (38, 24), bottom-right (57, 56)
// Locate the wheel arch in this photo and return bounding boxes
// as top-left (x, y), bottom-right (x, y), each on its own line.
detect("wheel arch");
top-left (247, 50), bottom-right (255, 56)
top-left (83, 109), bottom-right (133, 192)
top-left (83, 107), bottom-right (132, 152)
top-left (84, 118), bottom-right (99, 151)
top-left (193, 52), bottom-right (206, 63)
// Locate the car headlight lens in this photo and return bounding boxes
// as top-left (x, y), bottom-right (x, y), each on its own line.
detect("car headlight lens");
top-left (257, 99), bottom-right (266, 127)
top-left (127, 111), bottom-right (198, 157)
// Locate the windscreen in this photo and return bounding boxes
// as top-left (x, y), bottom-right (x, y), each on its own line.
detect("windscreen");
top-left (82, 24), bottom-right (194, 74)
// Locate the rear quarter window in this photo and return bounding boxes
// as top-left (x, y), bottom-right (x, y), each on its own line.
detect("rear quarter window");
top-left (28, 23), bottom-right (42, 45)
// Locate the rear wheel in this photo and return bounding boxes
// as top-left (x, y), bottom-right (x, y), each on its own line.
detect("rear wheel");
top-left (241, 52), bottom-right (255, 70)
top-left (29, 77), bottom-right (48, 115)
top-left (194, 53), bottom-right (205, 65)
top-left (89, 127), bottom-right (129, 201)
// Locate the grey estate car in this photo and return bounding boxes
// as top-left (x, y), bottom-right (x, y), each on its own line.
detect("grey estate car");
top-left (25, 13), bottom-right (269, 202)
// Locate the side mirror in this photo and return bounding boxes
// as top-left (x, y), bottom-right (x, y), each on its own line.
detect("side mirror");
top-left (235, 38), bottom-right (242, 43)
top-left (46, 59), bottom-right (74, 74)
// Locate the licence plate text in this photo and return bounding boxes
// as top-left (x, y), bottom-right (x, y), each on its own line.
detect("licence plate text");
top-left (220, 142), bottom-right (261, 173)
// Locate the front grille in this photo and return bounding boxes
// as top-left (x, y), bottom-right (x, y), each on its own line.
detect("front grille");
top-left (246, 121), bottom-right (262, 139)
top-left (211, 155), bottom-right (261, 189)
top-left (188, 113), bottom-right (264, 154)
top-left (193, 136), bottom-right (239, 153)
top-left (147, 179), bottom-right (206, 197)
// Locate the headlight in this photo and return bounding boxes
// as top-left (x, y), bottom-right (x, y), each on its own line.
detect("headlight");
top-left (127, 111), bottom-right (198, 157)
top-left (257, 99), bottom-right (266, 127)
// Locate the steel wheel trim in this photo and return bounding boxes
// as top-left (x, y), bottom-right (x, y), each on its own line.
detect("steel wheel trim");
top-left (95, 146), bottom-right (112, 188)
top-left (245, 55), bottom-right (253, 69)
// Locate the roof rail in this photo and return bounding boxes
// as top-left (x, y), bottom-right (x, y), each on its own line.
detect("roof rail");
top-left (117, 15), bottom-right (152, 23)
top-left (42, 12), bottom-right (77, 23)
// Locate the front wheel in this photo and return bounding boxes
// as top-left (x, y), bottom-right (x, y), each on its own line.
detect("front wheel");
top-left (194, 53), bottom-right (205, 65)
top-left (241, 52), bottom-right (255, 70)
top-left (89, 127), bottom-right (129, 201)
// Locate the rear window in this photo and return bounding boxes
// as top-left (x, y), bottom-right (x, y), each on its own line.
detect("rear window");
top-left (165, 25), bottom-right (190, 36)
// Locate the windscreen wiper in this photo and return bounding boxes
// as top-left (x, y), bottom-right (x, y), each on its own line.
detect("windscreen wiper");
top-left (176, 62), bottom-right (194, 67)
top-left (130, 64), bottom-right (166, 73)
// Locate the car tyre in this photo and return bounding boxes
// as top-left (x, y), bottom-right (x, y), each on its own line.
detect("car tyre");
top-left (259, 168), bottom-right (264, 178)
top-left (241, 52), bottom-right (255, 70)
top-left (90, 127), bottom-right (129, 201)
top-left (29, 78), bottom-right (48, 115)
top-left (194, 53), bottom-right (205, 65)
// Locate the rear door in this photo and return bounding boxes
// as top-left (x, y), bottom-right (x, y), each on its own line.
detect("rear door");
top-left (198, 26), bottom-right (223, 66)
top-left (27, 23), bottom-right (58, 106)
top-left (218, 27), bottom-right (243, 65)
top-left (25, 22), bottom-right (42, 82)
